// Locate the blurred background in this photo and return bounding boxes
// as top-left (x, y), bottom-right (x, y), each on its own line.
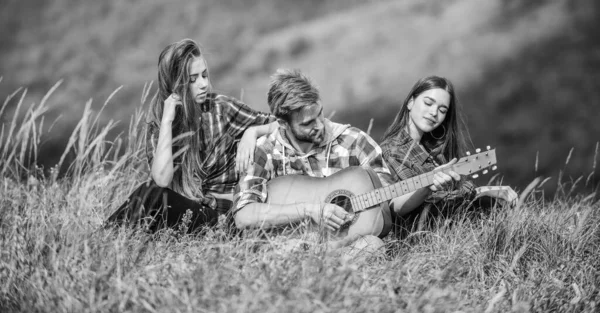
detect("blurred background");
top-left (1, 0), bottom-right (599, 195)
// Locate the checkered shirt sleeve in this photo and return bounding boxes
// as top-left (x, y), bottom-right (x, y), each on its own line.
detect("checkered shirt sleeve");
top-left (215, 95), bottom-right (275, 138)
top-left (232, 138), bottom-right (273, 212)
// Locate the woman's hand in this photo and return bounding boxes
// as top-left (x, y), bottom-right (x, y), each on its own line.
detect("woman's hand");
top-left (475, 186), bottom-right (518, 206)
top-left (430, 158), bottom-right (461, 192)
top-left (236, 127), bottom-right (258, 174)
top-left (162, 93), bottom-right (182, 124)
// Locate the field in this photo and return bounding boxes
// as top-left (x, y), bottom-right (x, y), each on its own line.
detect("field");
top-left (2, 0), bottom-right (600, 194)
top-left (1, 84), bottom-right (599, 312)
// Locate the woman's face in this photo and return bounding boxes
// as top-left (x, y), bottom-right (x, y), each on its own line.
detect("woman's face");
top-left (187, 56), bottom-right (209, 104)
top-left (407, 88), bottom-right (450, 137)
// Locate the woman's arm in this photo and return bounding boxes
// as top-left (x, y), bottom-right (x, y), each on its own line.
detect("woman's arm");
top-left (235, 121), bottom-right (279, 174)
top-left (389, 158), bottom-right (460, 216)
top-left (151, 94), bottom-right (182, 187)
top-left (213, 95), bottom-right (278, 174)
top-left (389, 188), bottom-right (432, 216)
top-left (252, 121), bottom-right (279, 137)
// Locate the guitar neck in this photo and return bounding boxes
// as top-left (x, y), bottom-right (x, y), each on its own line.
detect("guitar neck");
top-left (348, 148), bottom-right (496, 213)
top-left (350, 170), bottom-right (439, 212)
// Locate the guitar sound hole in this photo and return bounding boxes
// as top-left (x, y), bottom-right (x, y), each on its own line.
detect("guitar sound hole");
top-left (330, 195), bottom-right (353, 213)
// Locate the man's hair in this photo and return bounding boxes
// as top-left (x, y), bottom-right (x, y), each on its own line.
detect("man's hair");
top-left (267, 69), bottom-right (320, 121)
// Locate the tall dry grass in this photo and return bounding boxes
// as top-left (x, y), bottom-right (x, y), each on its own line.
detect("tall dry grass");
top-left (0, 83), bottom-right (599, 312)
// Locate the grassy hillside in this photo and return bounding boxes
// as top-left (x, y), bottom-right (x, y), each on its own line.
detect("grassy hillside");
top-left (0, 0), bottom-right (365, 168)
top-left (1, 0), bottom-right (599, 194)
top-left (1, 2), bottom-right (599, 311)
top-left (461, 1), bottom-right (600, 196)
top-left (222, 0), bottom-right (572, 112)
top-left (0, 88), bottom-right (599, 312)
top-left (222, 0), bottom-right (600, 195)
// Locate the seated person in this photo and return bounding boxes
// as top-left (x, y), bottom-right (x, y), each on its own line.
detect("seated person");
top-left (105, 39), bottom-right (277, 233)
top-left (232, 69), bottom-right (456, 251)
top-left (380, 75), bottom-right (518, 234)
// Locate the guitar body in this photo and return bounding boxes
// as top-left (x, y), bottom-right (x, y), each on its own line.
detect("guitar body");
top-left (263, 148), bottom-right (499, 240)
top-left (266, 166), bottom-right (392, 238)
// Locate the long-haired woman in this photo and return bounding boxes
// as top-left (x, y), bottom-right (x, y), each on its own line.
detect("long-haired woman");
top-left (382, 76), bottom-right (517, 230)
top-left (106, 39), bottom-right (277, 233)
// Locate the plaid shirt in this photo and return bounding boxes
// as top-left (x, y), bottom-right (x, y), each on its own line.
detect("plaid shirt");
top-left (380, 128), bottom-right (476, 206)
top-left (147, 93), bottom-right (275, 209)
top-left (233, 119), bottom-right (394, 212)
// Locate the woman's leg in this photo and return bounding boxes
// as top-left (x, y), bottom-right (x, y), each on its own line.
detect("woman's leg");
top-left (105, 181), bottom-right (219, 233)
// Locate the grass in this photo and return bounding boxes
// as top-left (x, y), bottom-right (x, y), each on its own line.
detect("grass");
top-left (1, 84), bottom-right (599, 312)
top-left (2, 0), bottom-right (599, 196)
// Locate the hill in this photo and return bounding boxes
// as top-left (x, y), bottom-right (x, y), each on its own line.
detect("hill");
top-left (0, 0), bottom-right (599, 194)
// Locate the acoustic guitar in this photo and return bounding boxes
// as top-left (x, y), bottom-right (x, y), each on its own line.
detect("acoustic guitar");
top-left (266, 147), bottom-right (498, 239)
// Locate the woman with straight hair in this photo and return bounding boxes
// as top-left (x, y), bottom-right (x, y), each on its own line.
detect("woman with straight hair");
top-left (105, 38), bottom-right (277, 233)
top-left (382, 76), bottom-right (517, 232)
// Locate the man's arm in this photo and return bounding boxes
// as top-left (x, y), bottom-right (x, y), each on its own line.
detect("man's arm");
top-left (233, 142), bottom-right (348, 230)
top-left (234, 202), bottom-right (308, 229)
top-left (235, 201), bottom-right (348, 231)
top-left (232, 141), bottom-right (302, 229)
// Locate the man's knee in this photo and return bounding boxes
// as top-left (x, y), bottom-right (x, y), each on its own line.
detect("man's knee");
top-left (352, 235), bottom-right (385, 253)
top-left (340, 235), bottom-right (386, 262)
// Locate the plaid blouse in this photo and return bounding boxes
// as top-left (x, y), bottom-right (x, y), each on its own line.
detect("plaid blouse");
top-left (380, 128), bottom-right (476, 207)
top-left (233, 119), bottom-right (394, 213)
top-left (146, 93), bottom-right (275, 210)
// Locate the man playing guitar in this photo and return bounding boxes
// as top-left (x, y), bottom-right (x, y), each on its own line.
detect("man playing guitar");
top-left (232, 69), bottom-right (460, 251)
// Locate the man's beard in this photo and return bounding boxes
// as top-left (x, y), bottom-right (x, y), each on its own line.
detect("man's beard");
top-left (291, 128), bottom-right (324, 145)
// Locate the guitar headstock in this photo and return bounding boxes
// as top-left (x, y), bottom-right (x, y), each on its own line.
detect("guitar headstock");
top-left (453, 146), bottom-right (497, 178)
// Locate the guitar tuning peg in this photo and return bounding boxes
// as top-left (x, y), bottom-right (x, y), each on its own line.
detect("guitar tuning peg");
top-left (466, 151), bottom-right (471, 156)
top-left (492, 165), bottom-right (497, 171)
top-left (483, 170), bottom-right (488, 175)
top-left (472, 174), bottom-right (479, 179)
top-left (476, 148), bottom-right (481, 153)
top-left (486, 145), bottom-right (491, 150)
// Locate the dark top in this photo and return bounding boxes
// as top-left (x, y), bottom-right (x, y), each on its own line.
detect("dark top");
top-left (146, 93), bottom-right (275, 210)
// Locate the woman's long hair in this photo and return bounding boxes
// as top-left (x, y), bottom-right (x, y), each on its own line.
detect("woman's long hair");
top-left (381, 76), bottom-right (470, 161)
top-left (148, 39), bottom-right (209, 200)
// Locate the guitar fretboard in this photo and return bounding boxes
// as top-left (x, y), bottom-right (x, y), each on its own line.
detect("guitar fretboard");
top-left (346, 148), bottom-right (495, 212)
top-left (349, 169), bottom-right (442, 212)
